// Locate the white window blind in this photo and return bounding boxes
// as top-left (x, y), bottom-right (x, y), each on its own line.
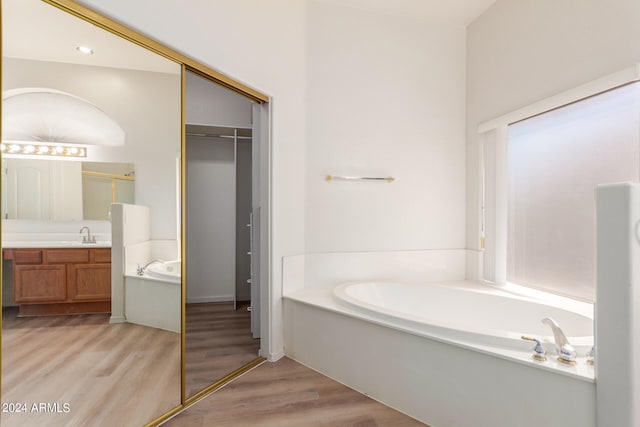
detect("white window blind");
top-left (507, 82), bottom-right (640, 301)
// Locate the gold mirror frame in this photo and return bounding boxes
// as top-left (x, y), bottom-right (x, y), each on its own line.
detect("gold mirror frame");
top-left (1, 1), bottom-right (269, 425)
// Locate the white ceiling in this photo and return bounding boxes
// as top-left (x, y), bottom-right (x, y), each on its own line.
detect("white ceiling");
top-left (2, 0), bottom-right (496, 74)
top-left (2, 0), bottom-right (180, 74)
top-left (313, 0), bottom-right (497, 25)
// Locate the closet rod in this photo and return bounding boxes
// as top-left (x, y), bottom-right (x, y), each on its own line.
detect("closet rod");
top-left (186, 132), bottom-right (251, 140)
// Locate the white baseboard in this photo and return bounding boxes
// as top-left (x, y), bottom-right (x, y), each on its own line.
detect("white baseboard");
top-left (267, 349), bottom-right (285, 362)
top-left (109, 315), bottom-right (126, 324)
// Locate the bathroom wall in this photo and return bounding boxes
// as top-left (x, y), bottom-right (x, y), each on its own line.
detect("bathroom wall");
top-left (185, 72), bottom-right (252, 127)
top-left (466, 0), bottom-right (640, 252)
top-left (185, 137), bottom-right (236, 303)
top-left (4, 58), bottom-right (181, 240)
top-left (79, 0), bottom-right (307, 359)
top-left (76, 0), bottom-right (470, 358)
top-left (305, 1), bottom-right (466, 253)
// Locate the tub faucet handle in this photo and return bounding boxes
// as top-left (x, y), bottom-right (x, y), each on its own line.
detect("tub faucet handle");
top-left (586, 346), bottom-right (595, 366)
top-left (521, 336), bottom-right (547, 362)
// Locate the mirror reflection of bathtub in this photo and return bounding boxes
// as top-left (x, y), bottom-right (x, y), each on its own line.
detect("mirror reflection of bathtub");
top-left (143, 260), bottom-right (181, 284)
top-left (111, 203), bottom-right (181, 333)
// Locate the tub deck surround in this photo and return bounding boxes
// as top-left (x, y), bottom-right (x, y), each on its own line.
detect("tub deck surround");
top-left (121, 260), bottom-right (181, 333)
top-left (140, 259), bottom-right (181, 284)
top-left (110, 203), bottom-right (181, 332)
top-left (125, 274), bottom-right (180, 333)
top-left (122, 259), bottom-right (181, 333)
top-left (285, 281), bottom-right (595, 383)
top-left (282, 250), bottom-right (596, 427)
top-left (284, 299), bottom-right (596, 427)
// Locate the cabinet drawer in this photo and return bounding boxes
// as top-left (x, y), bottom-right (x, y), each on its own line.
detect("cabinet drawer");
top-left (45, 249), bottom-right (89, 264)
top-left (93, 248), bottom-right (111, 263)
top-left (13, 250), bottom-right (43, 265)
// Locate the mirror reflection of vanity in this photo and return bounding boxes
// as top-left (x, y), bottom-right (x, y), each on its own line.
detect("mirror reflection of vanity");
top-left (1, 0), bottom-right (269, 425)
top-left (2, 159), bottom-right (134, 221)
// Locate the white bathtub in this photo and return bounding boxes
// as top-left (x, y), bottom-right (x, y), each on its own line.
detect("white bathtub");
top-left (333, 281), bottom-right (594, 354)
top-left (145, 260), bottom-right (181, 284)
top-left (284, 279), bottom-right (596, 427)
top-left (124, 260), bottom-right (181, 333)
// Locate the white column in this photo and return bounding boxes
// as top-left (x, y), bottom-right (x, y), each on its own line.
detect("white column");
top-left (109, 203), bottom-right (126, 324)
top-left (595, 182), bottom-right (640, 427)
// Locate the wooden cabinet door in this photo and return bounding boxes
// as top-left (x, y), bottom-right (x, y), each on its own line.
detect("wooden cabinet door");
top-left (14, 265), bottom-right (66, 303)
top-left (70, 264), bottom-right (111, 301)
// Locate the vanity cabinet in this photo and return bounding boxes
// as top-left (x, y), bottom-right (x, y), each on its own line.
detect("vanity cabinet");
top-left (3, 247), bottom-right (111, 316)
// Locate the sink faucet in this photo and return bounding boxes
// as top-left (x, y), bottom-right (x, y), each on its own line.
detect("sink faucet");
top-left (79, 226), bottom-right (96, 244)
top-left (542, 317), bottom-right (577, 365)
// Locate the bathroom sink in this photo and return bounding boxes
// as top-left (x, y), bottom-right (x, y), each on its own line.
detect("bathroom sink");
top-left (64, 240), bottom-right (111, 247)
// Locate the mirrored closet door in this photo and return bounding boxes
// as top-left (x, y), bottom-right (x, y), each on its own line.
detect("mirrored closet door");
top-left (183, 70), bottom-right (261, 399)
top-left (1, 0), bottom-right (182, 425)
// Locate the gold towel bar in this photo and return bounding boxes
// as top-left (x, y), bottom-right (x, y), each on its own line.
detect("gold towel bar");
top-left (326, 175), bottom-right (395, 183)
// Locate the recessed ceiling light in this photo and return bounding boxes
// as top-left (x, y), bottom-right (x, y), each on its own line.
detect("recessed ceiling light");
top-left (76, 45), bottom-right (94, 55)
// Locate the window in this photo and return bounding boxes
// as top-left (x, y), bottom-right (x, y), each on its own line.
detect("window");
top-left (505, 82), bottom-right (640, 301)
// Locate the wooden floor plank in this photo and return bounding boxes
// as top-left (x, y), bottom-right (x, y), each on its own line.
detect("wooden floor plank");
top-left (2, 306), bottom-right (427, 426)
top-left (185, 302), bottom-right (260, 398)
top-left (1, 308), bottom-right (181, 427)
top-left (167, 357), bottom-right (427, 427)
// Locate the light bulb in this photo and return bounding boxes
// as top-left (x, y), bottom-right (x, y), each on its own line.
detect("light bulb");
top-left (76, 45), bottom-right (94, 55)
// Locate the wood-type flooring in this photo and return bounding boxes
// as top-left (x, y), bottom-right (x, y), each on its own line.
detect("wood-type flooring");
top-left (185, 301), bottom-right (260, 398)
top-left (167, 357), bottom-right (427, 427)
top-left (1, 308), bottom-right (181, 427)
top-left (2, 305), bottom-right (426, 426)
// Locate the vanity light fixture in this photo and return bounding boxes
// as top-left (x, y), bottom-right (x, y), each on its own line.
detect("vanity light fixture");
top-left (76, 45), bottom-right (94, 55)
top-left (0, 142), bottom-right (87, 158)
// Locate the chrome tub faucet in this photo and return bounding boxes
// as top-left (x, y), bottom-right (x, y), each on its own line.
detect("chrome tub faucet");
top-left (542, 317), bottom-right (577, 365)
top-left (137, 259), bottom-right (164, 276)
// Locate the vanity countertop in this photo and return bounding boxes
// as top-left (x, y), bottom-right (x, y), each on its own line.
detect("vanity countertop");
top-left (2, 232), bottom-right (111, 249)
top-left (2, 240), bottom-right (112, 248)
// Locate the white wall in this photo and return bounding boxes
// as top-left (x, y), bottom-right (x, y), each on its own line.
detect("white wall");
top-left (466, 0), bottom-right (640, 251)
top-left (4, 58), bottom-right (181, 240)
top-left (305, 1), bottom-right (467, 253)
top-left (77, 0), bottom-right (308, 359)
top-left (185, 138), bottom-right (236, 303)
top-left (76, 0), bottom-right (468, 359)
top-left (184, 72), bottom-right (253, 303)
top-left (185, 71), bottom-right (252, 128)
